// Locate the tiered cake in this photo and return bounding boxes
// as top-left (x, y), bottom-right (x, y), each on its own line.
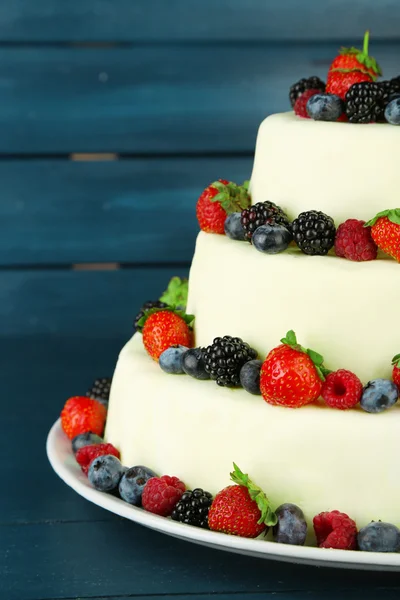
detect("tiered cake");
top-left (106, 110), bottom-right (400, 534)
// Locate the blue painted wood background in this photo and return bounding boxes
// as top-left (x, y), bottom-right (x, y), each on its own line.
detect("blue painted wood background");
top-left (1, 2), bottom-right (400, 599)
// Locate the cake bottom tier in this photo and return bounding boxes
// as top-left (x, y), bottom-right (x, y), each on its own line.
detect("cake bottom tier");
top-left (106, 334), bottom-right (400, 538)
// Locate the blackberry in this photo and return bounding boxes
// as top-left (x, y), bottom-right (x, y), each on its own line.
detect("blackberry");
top-left (202, 336), bottom-right (258, 387)
top-left (171, 488), bottom-right (213, 528)
top-left (377, 77), bottom-right (400, 121)
top-left (292, 210), bottom-right (336, 256)
top-left (134, 300), bottom-right (168, 332)
top-left (345, 81), bottom-right (383, 123)
top-left (87, 377), bottom-right (112, 405)
top-left (241, 201), bottom-right (291, 242)
top-left (289, 76), bottom-right (326, 107)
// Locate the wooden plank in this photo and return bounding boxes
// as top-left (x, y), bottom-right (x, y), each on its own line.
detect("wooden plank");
top-left (1, 0), bottom-right (399, 42)
top-left (2, 521), bottom-right (400, 600)
top-left (0, 157), bottom-right (251, 266)
top-left (0, 335), bottom-right (124, 524)
top-left (39, 594), bottom-right (400, 600)
top-left (0, 43), bottom-right (397, 153)
top-left (0, 268), bottom-right (188, 336)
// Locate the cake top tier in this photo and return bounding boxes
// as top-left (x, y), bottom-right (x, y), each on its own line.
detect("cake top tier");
top-left (250, 112), bottom-right (399, 223)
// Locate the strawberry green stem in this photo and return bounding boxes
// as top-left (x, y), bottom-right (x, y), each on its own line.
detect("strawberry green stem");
top-left (392, 354), bottom-right (400, 368)
top-left (280, 330), bottom-right (331, 381)
top-left (363, 30), bottom-right (370, 55)
top-left (230, 463), bottom-right (277, 527)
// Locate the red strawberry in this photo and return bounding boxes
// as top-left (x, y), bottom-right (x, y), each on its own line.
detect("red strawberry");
top-left (61, 396), bottom-right (107, 440)
top-left (365, 209), bottom-right (400, 262)
top-left (208, 463), bottom-right (277, 538)
top-left (326, 70), bottom-right (372, 100)
top-left (328, 31), bottom-right (382, 79)
top-left (260, 330), bottom-right (327, 408)
top-left (313, 510), bottom-right (357, 550)
top-left (196, 179), bottom-right (250, 234)
top-left (140, 309), bottom-right (193, 361)
top-left (76, 443), bottom-right (120, 475)
top-left (392, 355), bottom-right (400, 389)
top-left (326, 32), bottom-right (381, 100)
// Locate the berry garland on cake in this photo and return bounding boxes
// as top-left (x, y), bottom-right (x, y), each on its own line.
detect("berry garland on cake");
top-left (288, 31), bottom-right (400, 125)
top-left (58, 386), bottom-right (400, 553)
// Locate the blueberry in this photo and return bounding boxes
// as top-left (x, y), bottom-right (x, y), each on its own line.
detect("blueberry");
top-left (119, 465), bottom-right (157, 505)
top-left (273, 503), bottom-right (307, 546)
top-left (88, 455), bottom-right (126, 492)
top-left (239, 359), bottom-right (262, 395)
top-left (224, 212), bottom-right (246, 241)
top-left (159, 345), bottom-right (188, 374)
top-left (182, 348), bottom-right (210, 380)
top-left (306, 93), bottom-right (344, 121)
top-left (72, 432), bottom-right (103, 455)
top-left (360, 379), bottom-right (398, 413)
top-left (252, 224), bottom-right (292, 254)
top-left (385, 98), bottom-right (400, 125)
top-left (358, 521), bottom-right (400, 552)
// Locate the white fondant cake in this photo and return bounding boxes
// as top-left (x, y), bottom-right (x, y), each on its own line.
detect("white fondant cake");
top-left (106, 111), bottom-right (400, 539)
top-left (250, 113), bottom-right (400, 222)
top-left (187, 232), bottom-right (397, 383)
top-left (106, 333), bottom-right (400, 534)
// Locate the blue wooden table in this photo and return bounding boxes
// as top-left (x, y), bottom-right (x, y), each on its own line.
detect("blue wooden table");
top-left (1, 2), bottom-right (400, 598)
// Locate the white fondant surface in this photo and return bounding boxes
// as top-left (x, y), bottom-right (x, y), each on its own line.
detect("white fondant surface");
top-left (250, 113), bottom-right (400, 223)
top-left (106, 333), bottom-right (400, 536)
top-left (187, 232), bottom-right (398, 383)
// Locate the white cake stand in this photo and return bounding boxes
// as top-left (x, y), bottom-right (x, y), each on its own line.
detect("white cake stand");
top-left (47, 419), bottom-right (400, 571)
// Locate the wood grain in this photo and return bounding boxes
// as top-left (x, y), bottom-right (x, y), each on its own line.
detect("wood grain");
top-left (0, 268), bottom-right (188, 336)
top-left (0, 44), bottom-right (397, 153)
top-left (1, 0), bottom-right (399, 42)
top-left (0, 157), bottom-right (251, 266)
top-left (2, 519), bottom-right (400, 600)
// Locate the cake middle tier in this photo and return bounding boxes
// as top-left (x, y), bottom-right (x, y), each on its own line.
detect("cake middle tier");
top-left (186, 232), bottom-right (398, 383)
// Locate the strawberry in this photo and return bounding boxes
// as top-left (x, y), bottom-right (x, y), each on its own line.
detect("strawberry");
top-left (328, 31), bottom-right (382, 79)
top-left (326, 70), bottom-right (372, 101)
top-left (260, 330), bottom-right (328, 408)
top-left (326, 31), bottom-right (381, 100)
top-left (139, 308), bottom-right (194, 361)
top-left (196, 179), bottom-right (250, 234)
top-left (61, 396), bottom-right (107, 440)
top-left (392, 355), bottom-right (400, 389)
top-left (365, 209), bottom-right (400, 262)
top-left (208, 463), bottom-right (277, 538)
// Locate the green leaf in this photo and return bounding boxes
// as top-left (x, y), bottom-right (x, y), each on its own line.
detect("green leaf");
top-left (137, 306), bottom-right (195, 330)
top-left (392, 354), bottom-right (400, 367)
top-left (159, 277), bottom-right (188, 309)
top-left (230, 463), bottom-right (277, 527)
top-left (210, 191), bottom-right (226, 204)
top-left (365, 209), bottom-right (400, 227)
top-left (281, 330), bottom-right (297, 346)
top-left (306, 349), bottom-right (324, 366)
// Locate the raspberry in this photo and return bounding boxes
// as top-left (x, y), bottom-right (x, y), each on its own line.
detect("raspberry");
top-left (294, 89), bottom-right (320, 118)
top-left (76, 443), bottom-right (120, 475)
top-left (334, 219), bottom-right (378, 262)
top-left (142, 475), bottom-right (186, 516)
top-left (321, 369), bottom-right (363, 410)
top-left (313, 510), bottom-right (357, 550)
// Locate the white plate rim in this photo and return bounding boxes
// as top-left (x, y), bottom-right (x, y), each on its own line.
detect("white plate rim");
top-left (47, 419), bottom-right (400, 571)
